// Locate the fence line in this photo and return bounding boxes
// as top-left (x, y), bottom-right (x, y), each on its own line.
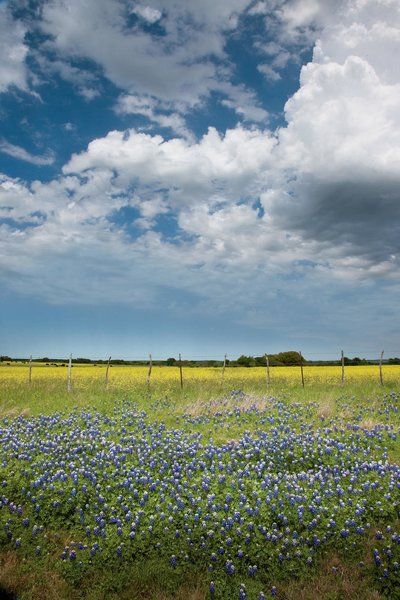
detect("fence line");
top-left (341, 350), bottom-right (345, 384)
top-left (299, 351), bottom-right (305, 388)
top-left (265, 354), bottom-right (270, 387)
top-left (105, 356), bottom-right (111, 388)
top-left (0, 350), bottom-right (397, 390)
top-left (67, 354), bottom-right (72, 392)
top-left (221, 353), bottom-right (227, 383)
top-left (147, 353), bottom-right (153, 387)
top-left (29, 354), bottom-right (32, 384)
top-left (379, 350), bottom-right (384, 386)
top-left (178, 353), bottom-right (183, 389)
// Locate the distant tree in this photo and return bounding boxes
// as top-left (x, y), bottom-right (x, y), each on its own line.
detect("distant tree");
top-left (274, 351), bottom-right (303, 366)
top-left (267, 356), bottom-right (284, 366)
top-left (166, 357), bottom-right (176, 366)
top-left (254, 356), bottom-right (266, 366)
top-left (388, 357), bottom-right (400, 365)
top-left (0, 356), bottom-right (12, 362)
top-left (237, 355), bottom-right (256, 367)
top-left (343, 356), bottom-right (370, 365)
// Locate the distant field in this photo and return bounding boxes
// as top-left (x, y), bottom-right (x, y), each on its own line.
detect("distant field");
top-left (0, 366), bottom-right (399, 599)
top-left (1, 362), bottom-right (399, 386)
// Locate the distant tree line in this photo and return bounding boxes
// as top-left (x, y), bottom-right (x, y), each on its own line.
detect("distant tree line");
top-left (236, 351), bottom-right (304, 367)
top-left (1, 353), bottom-right (400, 366)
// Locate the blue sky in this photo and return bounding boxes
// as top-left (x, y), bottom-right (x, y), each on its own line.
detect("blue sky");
top-left (1, 0), bottom-right (400, 360)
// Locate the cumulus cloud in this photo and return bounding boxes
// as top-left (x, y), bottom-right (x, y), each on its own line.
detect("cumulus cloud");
top-left (63, 126), bottom-right (276, 208)
top-left (0, 0), bottom-right (400, 336)
top-left (269, 0), bottom-right (400, 278)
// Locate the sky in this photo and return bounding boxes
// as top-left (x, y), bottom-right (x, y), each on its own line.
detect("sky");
top-left (0, 0), bottom-right (400, 360)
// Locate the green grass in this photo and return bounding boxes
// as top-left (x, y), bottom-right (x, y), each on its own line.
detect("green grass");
top-left (0, 375), bottom-right (399, 599)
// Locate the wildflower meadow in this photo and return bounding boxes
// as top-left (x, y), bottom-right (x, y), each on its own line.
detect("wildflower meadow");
top-left (0, 365), bottom-right (400, 599)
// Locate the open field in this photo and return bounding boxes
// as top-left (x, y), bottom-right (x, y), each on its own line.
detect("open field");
top-left (1, 363), bottom-right (400, 414)
top-left (0, 366), bottom-right (400, 599)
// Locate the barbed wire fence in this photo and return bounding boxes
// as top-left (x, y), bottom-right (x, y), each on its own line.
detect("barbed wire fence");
top-left (2, 348), bottom-right (400, 391)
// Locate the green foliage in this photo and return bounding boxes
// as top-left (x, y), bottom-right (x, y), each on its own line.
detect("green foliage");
top-left (237, 355), bottom-right (256, 367)
top-left (343, 356), bottom-right (369, 365)
top-left (235, 351), bottom-right (304, 366)
top-left (269, 351), bottom-right (304, 366)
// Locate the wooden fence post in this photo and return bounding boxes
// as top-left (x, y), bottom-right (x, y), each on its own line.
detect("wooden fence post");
top-left (221, 353), bottom-right (227, 383)
top-left (179, 353), bottom-right (183, 389)
top-left (67, 354), bottom-right (72, 392)
top-left (28, 354), bottom-right (32, 384)
top-left (341, 350), bottom-right (345, 384)
top-left (147, 353), bottom-right (153, 386)
top-left (379, 350), bottom-right (384, 386)
top-left (105, 356), bottom-right (111, 388)
top-left (299, 351), bottom-right (305, 388)
top-left (265, 354), bottom-right (270, 386)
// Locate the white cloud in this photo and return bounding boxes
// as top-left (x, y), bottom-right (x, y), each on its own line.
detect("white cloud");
top-left (115, 94), bottom-right (191, 138)
top-left (273, 0), bottom-right (341, 45)
top-left (1, 0), bottom-right (400, 332)
top-left (257, 63), bottom-right (282, 81)
top-left (40, 0), bottom-right (251, 106)
top-left (279, 56), bottom-right (400, 176)
top-left (268, 0), bottom-right (400, 277)
top-left (217, 82), bottom-right (269, 122)
top-left (0, 140), bottom-right (55, 166)
top-left (252, 1), bottom-right (342, 79)
top-left (33, 54), bottom-right (100, 100)
top-left (63, 126), bottom-right (276, 205)
top-left (131, 4), bottom-right (162, 24)
top-left (0, 4), bottom-right (29, 93)
top-left (248, 1), bottom-right (269, 16)
top-left (37, 0), bottom-right (270, 123)
top-left (313, 0), bottom-right (400, 85)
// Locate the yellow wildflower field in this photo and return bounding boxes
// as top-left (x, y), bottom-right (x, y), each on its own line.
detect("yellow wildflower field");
top-left (1, 362), bottom-right (400, 389)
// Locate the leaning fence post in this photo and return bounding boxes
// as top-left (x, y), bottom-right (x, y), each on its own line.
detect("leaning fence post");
top-left (379, 350), bottom-right (384, 386)
top-left (299, 351), bottom-right (305, 388)
top-left (67, 354), bottom-right (72, 392)
top-left (28, 354), bottom-right (32, 384)
top-left (105, 356), bottom-right (111, 388)
top-left (179, 353), bottom-right (183, 389)
top-left (147, 353), bottom-right (153, 386)
top-left (221, 353), bottom-right (227, 383)
top-left (341, 350), bottom-right (345, 384)
top-left (265, 354), bottom-right (270, 386)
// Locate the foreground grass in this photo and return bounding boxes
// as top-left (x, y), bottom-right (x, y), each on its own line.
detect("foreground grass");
top-left (0, 367), bottom-right (399, 599)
